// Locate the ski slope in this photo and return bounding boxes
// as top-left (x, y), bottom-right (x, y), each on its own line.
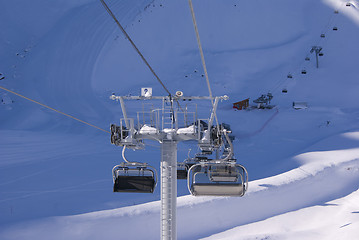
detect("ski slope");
top-left (1, 0), bottom-right (359, 239)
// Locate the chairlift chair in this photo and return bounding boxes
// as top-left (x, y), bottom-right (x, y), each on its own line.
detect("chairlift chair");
top-left (301, 70), bottom-right (307, 74)
top-left (177, 162), bottom-right (189, 179)
top-left (177, 155), bottom-right (207, 180)
top-left (319, 52), bottom-right (324, 56)
top-left (287, 74), bottom-right (293, 79)
top-left (187, 162), bottom-right (248, 196)
top-left (113, 163), bottom-right (157, 193)
top-left (320, 34), bottom-right (325, 38)
top-left (333, 27), bottom-right (338, 31)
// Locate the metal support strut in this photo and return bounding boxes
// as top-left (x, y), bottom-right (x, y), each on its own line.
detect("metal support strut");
top-left (161, 140), bottom-right (177, 240)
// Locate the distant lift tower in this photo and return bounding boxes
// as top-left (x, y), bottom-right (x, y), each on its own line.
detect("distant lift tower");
top-left (310, 46), bottom-right (323, 68)
top-left (110, 88), bottom-right (232, 240)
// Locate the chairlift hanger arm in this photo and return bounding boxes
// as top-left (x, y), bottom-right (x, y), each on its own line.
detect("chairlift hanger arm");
top-left (221, 130), bottom-right (234, 161)
top-left (208, 97), bottom-right (220, 129)
top-left (119, 96), bottom-right (129, 129)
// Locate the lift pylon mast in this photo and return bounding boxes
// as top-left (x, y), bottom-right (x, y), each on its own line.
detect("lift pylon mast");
top-left (161, 140), bottom-right (177, 240)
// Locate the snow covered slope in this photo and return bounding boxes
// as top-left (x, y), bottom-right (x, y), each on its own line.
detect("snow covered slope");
top-left (1, 0), bottom-right (359, 239)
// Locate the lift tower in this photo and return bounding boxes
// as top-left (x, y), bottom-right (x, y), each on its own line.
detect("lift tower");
top-left (110, 89), bottom-right (228, 240)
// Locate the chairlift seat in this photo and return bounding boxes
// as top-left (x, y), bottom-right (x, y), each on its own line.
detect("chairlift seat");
top-left (209, 166), bottom-right (239, 182)
top-left (191, 183), bottom-right (244, 196)
top-left (210, 175), bottom-right (238, 182)
top-left (114, 175), bottom-right (155, 193)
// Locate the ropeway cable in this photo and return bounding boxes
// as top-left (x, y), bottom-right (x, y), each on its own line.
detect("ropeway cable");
top-left (99, 0), bottom-right (185, 116)
top-left (0, 85), bottom-right (110, 134)
top-left (188, 0), bottom-right (220, 132)
top-left (99, 0), bottom-right (172, 97)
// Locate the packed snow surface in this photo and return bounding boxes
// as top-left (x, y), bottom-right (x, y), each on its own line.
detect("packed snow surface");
top-left (1, 0), bottom-right (359, 239)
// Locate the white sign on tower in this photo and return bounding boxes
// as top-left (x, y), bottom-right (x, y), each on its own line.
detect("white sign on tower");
top-left (141, 87), bottom-right (152, 97)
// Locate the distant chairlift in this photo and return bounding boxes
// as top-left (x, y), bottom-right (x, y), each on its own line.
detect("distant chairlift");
top-left (112, 147), bottom-right (157, 193)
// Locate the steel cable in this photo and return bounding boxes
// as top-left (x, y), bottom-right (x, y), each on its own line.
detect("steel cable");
top-left (188, 0), bottom-right (220, 133)
top-left (99, 0), bottom-right (172, 97)
top-left (0, 85), bottom-right (110, 134)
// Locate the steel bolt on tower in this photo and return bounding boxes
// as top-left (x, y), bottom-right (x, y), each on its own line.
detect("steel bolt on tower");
top-left (110, 92), bottom-right (228, 240)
